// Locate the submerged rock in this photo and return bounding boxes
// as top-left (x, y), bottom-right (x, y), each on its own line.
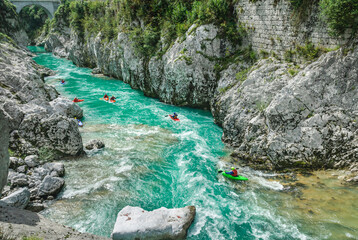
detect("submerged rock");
top-left (85, 139), bottom-right (105, 150)
top-left (112, 206), bottom-right (196, 240)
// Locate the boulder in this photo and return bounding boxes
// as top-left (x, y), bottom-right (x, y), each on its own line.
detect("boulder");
top-left (11, 173), bottom-right (28, 187)
top-left (24, 155), bottom-right (39, 168)
top-left (38, 176), bottom-right (65, 197)
top-left (16, 165), bottom-right (27, 173)
top-left (43, 162), bottom-right (65, 177)
top-left (85, 140), bottom-right (105, 150)
top-left (111, 206), bottom-right (196, 240)
top-left (17, 113), bottom-right (83, 157)
top-left (0, 188), bottom-right (30, 209)
top-left (49, 96), bottom-right (83, 119)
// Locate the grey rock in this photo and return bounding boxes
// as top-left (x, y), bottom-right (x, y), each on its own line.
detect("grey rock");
top-left (0, 188), bottom-right (30, 209)
top-left (25, 202), bottom-right (45, 212)
top-left (49, 96), bottom-right (83, 119)
top-left (213, 47), bottom-right (358, 170)
top-left (16, 165), bottom-right (27, 173)
top-left (0, 41), bottom-right (84, 158)
top-left (85, 139), bottom-right (105, 150)
top-left (33, 167), bottom-right (50, 181)
top-left (43, 163), bottom-right (65, 177)
top-left (38, 175), bottom-right (65, 197)
top-left (0, 110), bottom-right (9, 196)
top-left (24, 155), bottom-right (39, 168)
top-left (112, 206), bottom-right (196, 240)
top-left (11, 173), bottom-right (28, 187)
top-left (0, 203), bottom-right (110, 240)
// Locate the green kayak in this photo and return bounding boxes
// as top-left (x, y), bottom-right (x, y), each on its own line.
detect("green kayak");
top-left (222, 172), bottom-right (248, 181)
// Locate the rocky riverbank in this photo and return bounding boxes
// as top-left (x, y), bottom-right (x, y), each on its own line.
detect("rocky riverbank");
top-left (40, 7), bottom-right (358, 181)
top-left (0, 40), bottom-right (83, 159)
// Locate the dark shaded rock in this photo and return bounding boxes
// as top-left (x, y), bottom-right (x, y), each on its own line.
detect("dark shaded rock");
top-left (25, 202), bottom-right (45, 212)
top-left (38, 176), bottom-right (64, 197)
top-left (0, 110), bottom-right (9, 196)
top-left (85, 140), bottom-right (105, 150)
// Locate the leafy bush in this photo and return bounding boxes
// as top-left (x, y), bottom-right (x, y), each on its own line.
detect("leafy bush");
top-left (320, 0), bottom-right (358, 36)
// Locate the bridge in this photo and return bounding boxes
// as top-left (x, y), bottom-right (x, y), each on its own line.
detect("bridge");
top-left (10, 0), bottom-right (61, 19)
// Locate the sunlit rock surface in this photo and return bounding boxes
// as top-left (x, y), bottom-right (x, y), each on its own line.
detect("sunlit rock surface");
top-left (112, 206), bottom-right (196, 240)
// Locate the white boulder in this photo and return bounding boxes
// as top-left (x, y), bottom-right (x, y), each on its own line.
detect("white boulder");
top-left (112, 206), bottom-right (196, 240)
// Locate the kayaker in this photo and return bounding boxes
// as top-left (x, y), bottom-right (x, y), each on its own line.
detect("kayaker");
top-left (73, 97), bottom-right (79, 102)
top-left (171, 113), bottom-right (178, 119)
top-left (225, 167), bottom-right (238, 177)
top-left (104, 94), bottom-right (109, 99)
top-left (61, 79), bottom-right (65, 84)
top-left (110, 96), bottom-right (116, 101)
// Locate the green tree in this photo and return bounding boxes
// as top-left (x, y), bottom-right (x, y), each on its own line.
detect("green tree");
top-left (320, 0), bottom-right (358, 36)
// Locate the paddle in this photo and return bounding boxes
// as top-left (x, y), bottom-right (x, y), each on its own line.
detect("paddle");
top-left (218, 168), bottom-right (239, 173)
top-left (99, 98), bottom-right (103, 100)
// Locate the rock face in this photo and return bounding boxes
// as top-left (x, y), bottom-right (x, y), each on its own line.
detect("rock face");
top-left (0, 110), bottom-right (9, 196)
top-left (42, 24), bottom-right (235, 109)
top-left (112, 206), bottom-right (196, 240)
top-left (213, 47), bottom-right (358, 170)
top-left (0, 40), bottom-right (83, 159)
top-left (0, 202), bottom-right (110, 240)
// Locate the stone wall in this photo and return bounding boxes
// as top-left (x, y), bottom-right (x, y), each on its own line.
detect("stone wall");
top-left (236, 0), bottom-right (350, 57)
top-left (0, 110), bottom-right (9, 196)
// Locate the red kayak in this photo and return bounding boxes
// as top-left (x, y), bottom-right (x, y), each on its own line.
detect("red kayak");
top-left (104, 97), bottom-right (109, 101)
top-left (73, 99), bottom-right (84, 102)
top-left (170, 115), bottom-right (180, 121)
top-left (110, 99), bottom-right (116, 103)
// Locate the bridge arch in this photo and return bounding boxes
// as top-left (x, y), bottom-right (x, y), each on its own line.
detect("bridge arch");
top-left (10, 0), bottom-right (60, 19)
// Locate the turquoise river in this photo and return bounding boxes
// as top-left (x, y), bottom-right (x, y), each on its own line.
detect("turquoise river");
top-left (29, 46), bottom-right (358, 240)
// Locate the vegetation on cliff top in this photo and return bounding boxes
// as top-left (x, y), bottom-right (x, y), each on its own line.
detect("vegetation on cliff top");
top-left (43, 0), bottom-right (245, 58)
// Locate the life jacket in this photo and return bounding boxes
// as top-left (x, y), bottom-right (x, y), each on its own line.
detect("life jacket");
top-left (232, 169), bottom-right (238, 177)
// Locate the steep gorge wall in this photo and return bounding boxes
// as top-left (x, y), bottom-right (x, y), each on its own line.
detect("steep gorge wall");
top-left (41, 0), bottom-right (358, 177)
top-left (237, 0), bottom-right (350, 57)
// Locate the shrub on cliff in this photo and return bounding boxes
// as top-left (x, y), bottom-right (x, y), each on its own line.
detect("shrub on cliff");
top-left (320, 0), bottom-right (358, 36)
top-left (45, 0), bottom-right (244, 58)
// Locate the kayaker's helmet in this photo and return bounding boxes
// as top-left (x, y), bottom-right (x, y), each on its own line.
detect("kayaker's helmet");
top-left (174, 113), bottom-right (178, 116)
top-left (231, 167), bottom-right (235, 170)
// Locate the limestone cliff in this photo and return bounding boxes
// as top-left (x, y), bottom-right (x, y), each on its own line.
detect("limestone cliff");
top-left (0, 40), bottom-right (83, 159)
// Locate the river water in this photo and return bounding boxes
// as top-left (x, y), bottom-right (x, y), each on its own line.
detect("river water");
top-left (29, 46), bottom-right (358, 240)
